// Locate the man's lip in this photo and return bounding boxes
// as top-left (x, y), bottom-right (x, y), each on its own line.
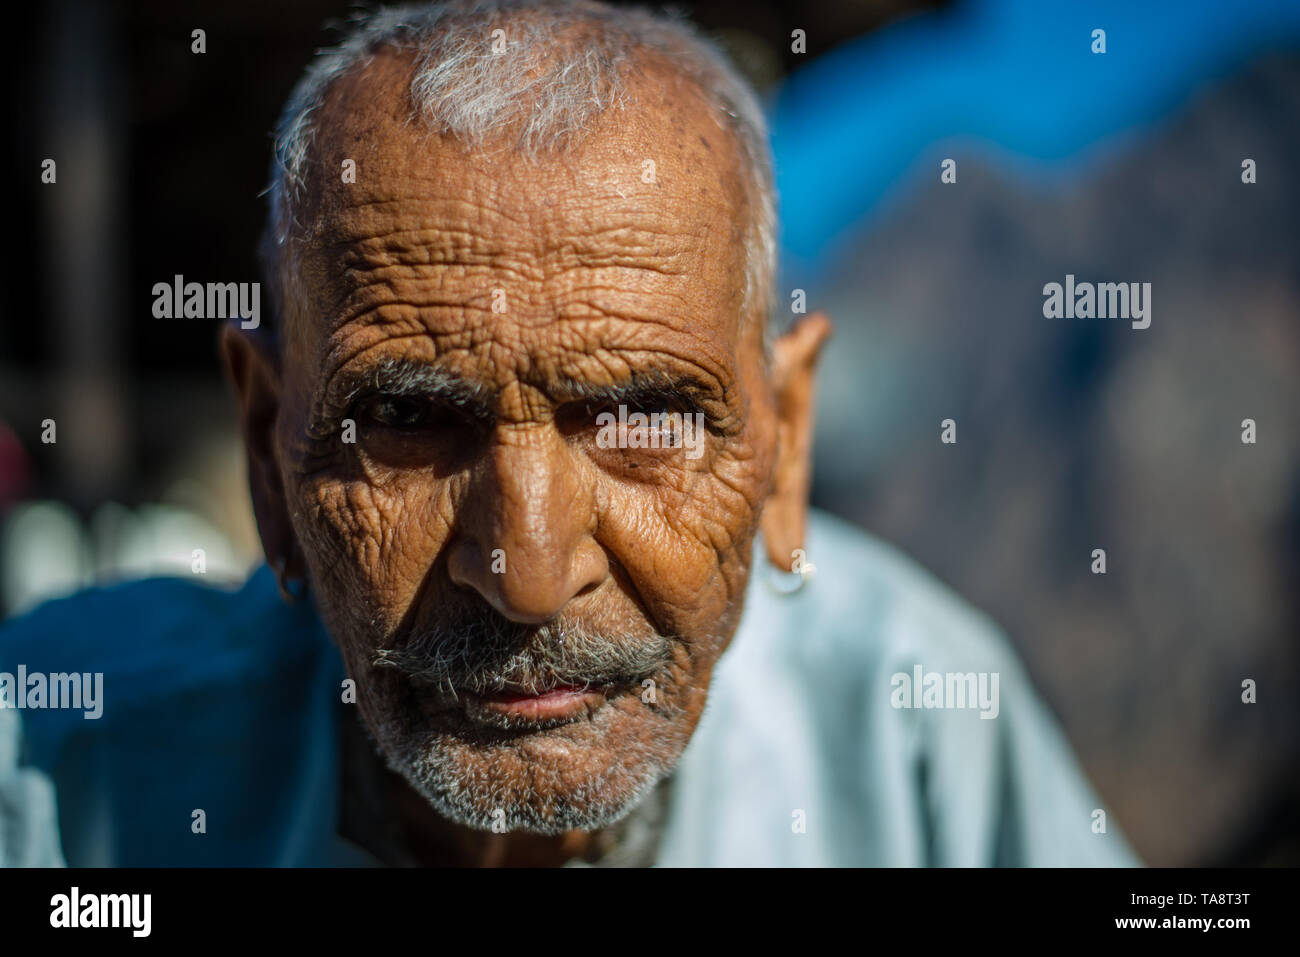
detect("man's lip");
top-left (472, 685), bottom-right (609, 721)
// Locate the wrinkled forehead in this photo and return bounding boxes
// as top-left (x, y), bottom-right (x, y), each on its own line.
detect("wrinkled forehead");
top-left (287, 46), bottom-right (751, 355)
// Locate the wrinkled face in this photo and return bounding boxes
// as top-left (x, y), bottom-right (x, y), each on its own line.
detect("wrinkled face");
top-left (266, 51), bottom-right (781, 834)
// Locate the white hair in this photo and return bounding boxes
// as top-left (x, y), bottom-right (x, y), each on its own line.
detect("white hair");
top-left (262, 0), bottom-right (776, 338)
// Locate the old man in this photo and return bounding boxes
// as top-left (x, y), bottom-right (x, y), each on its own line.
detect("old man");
top-left (1, 0), bottom-right (1136, 867)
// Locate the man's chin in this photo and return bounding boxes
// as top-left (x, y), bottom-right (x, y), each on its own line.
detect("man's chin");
top-left (375, 689), bottom-right (688, 835)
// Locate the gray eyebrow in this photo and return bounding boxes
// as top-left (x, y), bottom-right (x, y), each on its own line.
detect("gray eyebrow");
top-left (555, 370), bottom-right (726, 414)
top-left (333, 358), bottom-right (731, 427)
top-left (337, 357), bottom-right (494, 421)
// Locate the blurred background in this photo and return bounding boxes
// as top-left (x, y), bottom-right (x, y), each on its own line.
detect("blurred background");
top-left (2, 0), bottom-right (1297, 865)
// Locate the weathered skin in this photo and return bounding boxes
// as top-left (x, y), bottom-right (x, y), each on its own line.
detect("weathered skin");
top-left (223, 45), bottom-right (830, 866)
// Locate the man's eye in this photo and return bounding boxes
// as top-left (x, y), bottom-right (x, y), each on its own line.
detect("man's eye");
top-left (632, 406), bottom-right (678, 436)
top-left (361, 396), bottom-right (431, 429)
top-left (588, 401), bottom-right (676, 421)
top-left (586, 402), bottom-right (690, 450)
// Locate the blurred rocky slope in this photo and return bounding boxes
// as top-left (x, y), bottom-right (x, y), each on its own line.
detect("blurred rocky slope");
top-left (809, 52), bottom-right (1300, 866)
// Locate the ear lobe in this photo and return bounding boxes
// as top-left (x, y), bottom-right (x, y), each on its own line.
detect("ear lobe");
top-left (760, 311), bottom-right (832, 571)
top-left (220, 322), bottom-right (296, 575)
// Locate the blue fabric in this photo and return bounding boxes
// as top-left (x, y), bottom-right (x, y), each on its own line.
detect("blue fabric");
top-left (0, 567), bottom-right (363, 866)
top-left (0, 706), bottom-right (64, 866)
top-left (770, 0), bottom-right (1300, 284)
top-left (0, 510), bottom-right (1138, 866)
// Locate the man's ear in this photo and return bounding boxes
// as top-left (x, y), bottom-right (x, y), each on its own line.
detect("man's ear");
top-left (760, 310), bottom-right (832, 571)
top-left (219, 321), bottom-right (297, 576)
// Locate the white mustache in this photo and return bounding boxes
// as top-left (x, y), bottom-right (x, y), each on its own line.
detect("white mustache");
top-left (372, 614), bottom-right (674, 698)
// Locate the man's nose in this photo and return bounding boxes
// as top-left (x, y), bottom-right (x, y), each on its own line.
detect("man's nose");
top-left (446, 429), bottom-right (608, 624)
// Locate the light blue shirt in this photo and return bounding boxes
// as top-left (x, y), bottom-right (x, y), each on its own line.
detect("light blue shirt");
top-left (0, 509), bottom-right (1137, 866)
